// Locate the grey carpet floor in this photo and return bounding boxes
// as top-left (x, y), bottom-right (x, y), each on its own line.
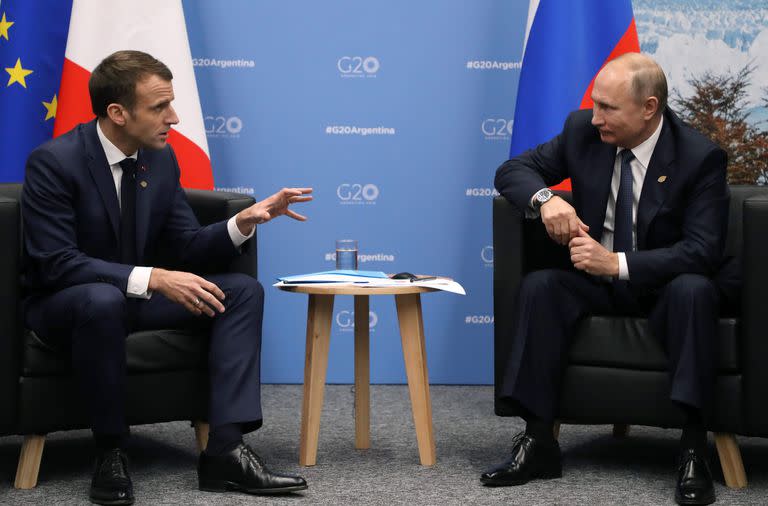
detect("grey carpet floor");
top-left (1, 385), bottom-right (767, 505)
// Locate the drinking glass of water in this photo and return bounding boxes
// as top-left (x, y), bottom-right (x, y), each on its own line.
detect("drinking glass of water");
top-left (335, 239), bottom-right (358, 270)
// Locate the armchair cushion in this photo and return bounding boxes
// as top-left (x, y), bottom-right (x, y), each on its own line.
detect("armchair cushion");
top-left (569, 316), bottom-right (739, 373)
top-left (22, 328), bottom-right (209, 376)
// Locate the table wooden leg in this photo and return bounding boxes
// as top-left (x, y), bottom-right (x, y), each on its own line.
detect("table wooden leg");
top-left (395, 293), bottom-right (436, 466)
top-left (299, 294), bottom-right (334, 466)
top-left (354, 295), bottom-right (370, 449)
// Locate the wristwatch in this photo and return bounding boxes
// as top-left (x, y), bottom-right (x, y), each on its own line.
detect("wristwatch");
top-left (532, 188), bottom-right (554, 209)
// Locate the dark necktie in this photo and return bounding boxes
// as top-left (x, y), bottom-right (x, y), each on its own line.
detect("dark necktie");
top-left (613, 149), bottom-right (635, 254)
top-left (119, 158), bottom-right (137, 265)
top-left (612, 149), bottom-right (635, 310)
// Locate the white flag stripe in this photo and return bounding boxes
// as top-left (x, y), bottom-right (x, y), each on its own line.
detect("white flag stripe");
top-left (64, 0), bottom-right (209, 156)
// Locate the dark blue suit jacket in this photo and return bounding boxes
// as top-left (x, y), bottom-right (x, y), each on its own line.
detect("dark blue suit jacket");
top-left (495, 109), bottom-right (729, 290)
top-left (22, 120), bottom-right (239, 296)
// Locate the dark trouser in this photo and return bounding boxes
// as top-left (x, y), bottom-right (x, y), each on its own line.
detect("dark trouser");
top-left (499, 269), bottom-right (719, 421)
top-left (24, 273), bottom-right (264, 436)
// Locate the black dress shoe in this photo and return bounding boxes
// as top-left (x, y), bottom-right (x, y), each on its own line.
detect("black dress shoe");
top-left (89, 448), bottom-right (134, 505)
top-left (480, 432), bottom-right (562, 486)
top-left (675, 448), bottom-right (716, 505)
top-left (198, 442), bottom-right (307, 495)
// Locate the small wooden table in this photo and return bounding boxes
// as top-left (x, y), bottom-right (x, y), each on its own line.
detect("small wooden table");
top-left (277, 283), bottom-right (438, 466)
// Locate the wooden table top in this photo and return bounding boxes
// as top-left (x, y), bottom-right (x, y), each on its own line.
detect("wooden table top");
top-left (276, 283), bottom-right (438, 296)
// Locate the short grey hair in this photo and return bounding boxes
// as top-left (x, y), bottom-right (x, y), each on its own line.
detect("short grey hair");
top-left (612, 53), bottom-right (668, 114)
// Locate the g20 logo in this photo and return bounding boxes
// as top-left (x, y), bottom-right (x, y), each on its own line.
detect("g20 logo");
top-left (204, 116), bottom-right (243, 135)
top-left (481, 119), bottom-right (513, 137)
top-left (336, 310), bottom-right (379, 329)
top-left (337, 56), bottom-right (380, 75)
top-left (481, 246), bottom-right (494, 265)
top-left (337, 183), bottom-right (379, 203)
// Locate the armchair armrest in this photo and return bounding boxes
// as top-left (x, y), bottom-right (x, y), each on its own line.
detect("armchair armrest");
top-left (0, 196), bottom-right (20, 433)
top-left (492, 197), bottom-right (525, 414)
top-left (492, 191), bottom-right (577, 415)
top-left (184, 189), bottom-right (257, 278)
top-left (740, 195), bottom-right (768, 434)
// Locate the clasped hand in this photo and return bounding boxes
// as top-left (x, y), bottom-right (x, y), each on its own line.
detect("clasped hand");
top-left (541, 197), bottom-right (619, 277)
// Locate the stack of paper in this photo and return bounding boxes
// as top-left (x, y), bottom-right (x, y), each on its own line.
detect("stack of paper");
top-left (273, 270), bottom-right (466, 295)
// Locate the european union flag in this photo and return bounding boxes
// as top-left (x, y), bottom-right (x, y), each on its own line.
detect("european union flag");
top-left (0, 1), bottom-right (72, 182)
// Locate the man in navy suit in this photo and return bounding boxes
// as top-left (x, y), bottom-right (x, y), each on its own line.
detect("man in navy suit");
top-left (22, 50), bottom-right (312, 505)
top-left (483, 53), bottom-right (729, 505)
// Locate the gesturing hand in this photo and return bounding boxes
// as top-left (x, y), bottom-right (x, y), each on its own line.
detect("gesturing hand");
top-left (148, 268), bottom-right (226, 317)
top-left (540, 196), bottom-right (589, 245)
top-left (568, 227), bottom-right (620, 277)
top-left (235, 187), bottom-right (313, 235)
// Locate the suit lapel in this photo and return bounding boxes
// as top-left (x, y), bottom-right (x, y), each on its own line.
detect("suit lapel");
top-left (637, 118), bottom-right (674, 248)
top-left (583, 141), bottom-right (617, 243)
top-left (84, 121), bottom-right (120, 241)
top-left (134, 151), bottom-right (154, 264)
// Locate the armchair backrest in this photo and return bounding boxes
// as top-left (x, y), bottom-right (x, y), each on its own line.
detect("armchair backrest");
top-left (0, 184), bottom-right (21, 434)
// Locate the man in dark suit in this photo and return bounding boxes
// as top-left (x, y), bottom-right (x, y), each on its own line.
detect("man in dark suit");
top-left (22, 50), bottom-right (312, 505)
top-left (482, 53), bottom-right (729, 505)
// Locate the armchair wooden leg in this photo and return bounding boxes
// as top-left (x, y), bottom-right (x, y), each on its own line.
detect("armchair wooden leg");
top-left (553, 421), bottom-right (560, 440)
top-left (194, 421), bottom-right (209, 453)
top-left (714, 432), bottom-right (747, 489)
top-left (15, 434), bottom-right (46, 489)
top-left (613, 424), bottom-right (630, 438)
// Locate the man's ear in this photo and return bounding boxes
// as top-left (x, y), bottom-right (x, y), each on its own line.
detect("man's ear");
top-left (643, 96), bottom-right (659, 120)
top-left (106, 103), bottom-right (127, 126)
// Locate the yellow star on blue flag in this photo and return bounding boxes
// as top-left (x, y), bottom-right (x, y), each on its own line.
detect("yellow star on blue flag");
top-left (0, 12), bottom-right (14, 40)
top-left (0, 2), bottom-right (72, 182)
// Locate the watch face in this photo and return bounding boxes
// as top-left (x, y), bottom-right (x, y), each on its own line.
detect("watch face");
top-left (537, 190), bottom-right (551, 203)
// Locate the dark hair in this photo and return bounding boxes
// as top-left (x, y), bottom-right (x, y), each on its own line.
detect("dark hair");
top-left (89, 50), bottom-right (173, 117)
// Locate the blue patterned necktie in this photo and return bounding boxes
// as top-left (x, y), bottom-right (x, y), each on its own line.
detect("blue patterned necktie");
top-left (119, 158), bottom-right (138, 265)
top-left (613, 149), bottom-right (635, 253)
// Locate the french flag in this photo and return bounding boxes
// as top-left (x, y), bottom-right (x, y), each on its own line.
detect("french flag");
top-left (510, 0), bottom-right (640, 190)
top-left (54, 0), bottom-right (213, 189)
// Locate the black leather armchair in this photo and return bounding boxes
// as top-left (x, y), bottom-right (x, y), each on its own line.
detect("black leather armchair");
top-left (0, 183), bottom-right (257, 489)
top-left (493, 185), bottom-right (768, 489)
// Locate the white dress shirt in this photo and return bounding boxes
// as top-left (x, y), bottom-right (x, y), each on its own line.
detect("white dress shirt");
top-left (528, 116), bottom-right (664, 280)
top-left (96, 121), bottom-right (254, 298)
top-left (602, 116), bottom-right (664, 280)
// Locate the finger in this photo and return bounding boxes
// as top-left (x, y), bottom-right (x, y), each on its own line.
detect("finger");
top-left (545, 222), bottom-right (555, 241)
top-left (286, 209), bottom-right (308, 221)
top-left (183, 298), bottom-right (203, 316)
top-left (568, 217), bottom-right (580, 241)
top-left (195, 287), bottom-right (225, 315)
top-left (578, 220), bottom-right (590, 232)
top-left (289, 195), bottom-right (313, 203)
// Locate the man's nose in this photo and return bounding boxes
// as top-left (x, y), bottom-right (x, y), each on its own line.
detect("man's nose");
top-left (591, 111), bottom-right (603, 126)
top-left (166, 106), bottom-right (180, 125)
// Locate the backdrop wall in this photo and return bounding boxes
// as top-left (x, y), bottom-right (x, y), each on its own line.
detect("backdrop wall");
top-left (182, 0), bottom-right (767, 384)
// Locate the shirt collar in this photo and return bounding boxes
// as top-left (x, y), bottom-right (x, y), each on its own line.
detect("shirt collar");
top-left (617, 115), bottom-right (664, 169)
top-left (96, 120), bottom-right (138, 166)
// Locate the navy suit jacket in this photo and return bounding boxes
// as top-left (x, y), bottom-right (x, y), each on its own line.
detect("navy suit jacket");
top-left (22, 120), bottom-right (239, 296)
top-left (495, 109), bottom-right (729, 290)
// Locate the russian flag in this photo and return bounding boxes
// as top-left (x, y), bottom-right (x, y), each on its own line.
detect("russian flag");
top-left (510, 0), bottom-right (640, 190)
top-left (56, 0), bottom-right (213, 189)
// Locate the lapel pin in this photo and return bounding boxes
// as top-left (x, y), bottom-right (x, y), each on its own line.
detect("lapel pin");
top-left (140, 181), bottom-right (148, 188)
top-left (657, 176), bottom-right (667, 183)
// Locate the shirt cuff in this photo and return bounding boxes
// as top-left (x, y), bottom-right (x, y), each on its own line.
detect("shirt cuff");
top-left (228, 215), bottom-right (254, 247)
top-left (127, 266), bottom-right (153, 299)
top-left (617, 253), bottom-right (629, 280)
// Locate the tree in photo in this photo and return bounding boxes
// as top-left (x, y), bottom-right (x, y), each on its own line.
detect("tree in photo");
top-left (673, 65), bottom-right (768, 185)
